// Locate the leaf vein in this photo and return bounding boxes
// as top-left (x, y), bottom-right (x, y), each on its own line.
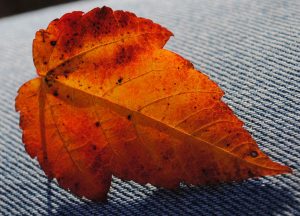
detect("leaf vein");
top-left (138, 91), bottom-right (220, 112)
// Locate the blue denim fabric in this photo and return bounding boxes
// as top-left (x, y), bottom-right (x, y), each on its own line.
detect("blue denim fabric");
top-left (0, 0), bottom-right (299, 215)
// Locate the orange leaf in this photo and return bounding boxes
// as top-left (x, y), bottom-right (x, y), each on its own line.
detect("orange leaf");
top-left (15, 6), bottom-right (291, 201)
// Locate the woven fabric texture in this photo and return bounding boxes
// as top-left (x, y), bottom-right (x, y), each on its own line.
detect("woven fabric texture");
top-left (0, 0), bottom-right (299, 215)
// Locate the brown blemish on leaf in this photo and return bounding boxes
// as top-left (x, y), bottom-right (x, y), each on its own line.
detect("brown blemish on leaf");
top-left (250, 151), bottom-right (258, 158)
top-left (117, 77), bottom-right (123, 84)
top-left (53, 90), bottom-right (59, 97)
top-left (50, 40), bottom-right (57, 46)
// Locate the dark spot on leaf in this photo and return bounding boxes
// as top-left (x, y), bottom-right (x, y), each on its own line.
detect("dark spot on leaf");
top-left (50, 40), bottom-right (57, 46)
top-left (44, 74), bottom-right (55, 88)
top-left (53, 90), bottom-right (59, 97)
top-left (250, 151), bottom-right (258, 158)
top-left (63, 70), bottom-right (69, 78)
top-left (95, 121), bottom-right (100, 127)
top-left (66, 95), bottom-right (70, 98)
top-left (117, 77), bottom-right (123, 84)
top-left (127, 114), bottom-right (132, 120)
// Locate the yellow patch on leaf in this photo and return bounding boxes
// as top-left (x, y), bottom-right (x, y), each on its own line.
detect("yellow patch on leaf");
top-left (16, 6), bottom-right (291, 201)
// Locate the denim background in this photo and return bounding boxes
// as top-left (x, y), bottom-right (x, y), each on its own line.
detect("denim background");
top-left (0, 0), bottom-right (299, 215)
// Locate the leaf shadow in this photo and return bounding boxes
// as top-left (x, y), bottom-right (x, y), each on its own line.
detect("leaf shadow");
top-left (52, 179), bottom-right (296, 215)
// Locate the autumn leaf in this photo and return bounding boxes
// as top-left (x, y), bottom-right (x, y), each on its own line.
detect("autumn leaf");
top-left (15, 6), bottom-right (291, 201)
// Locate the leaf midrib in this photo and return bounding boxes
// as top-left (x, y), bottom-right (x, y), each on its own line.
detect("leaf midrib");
top-left (47, 79), bottom-right (289, 173)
